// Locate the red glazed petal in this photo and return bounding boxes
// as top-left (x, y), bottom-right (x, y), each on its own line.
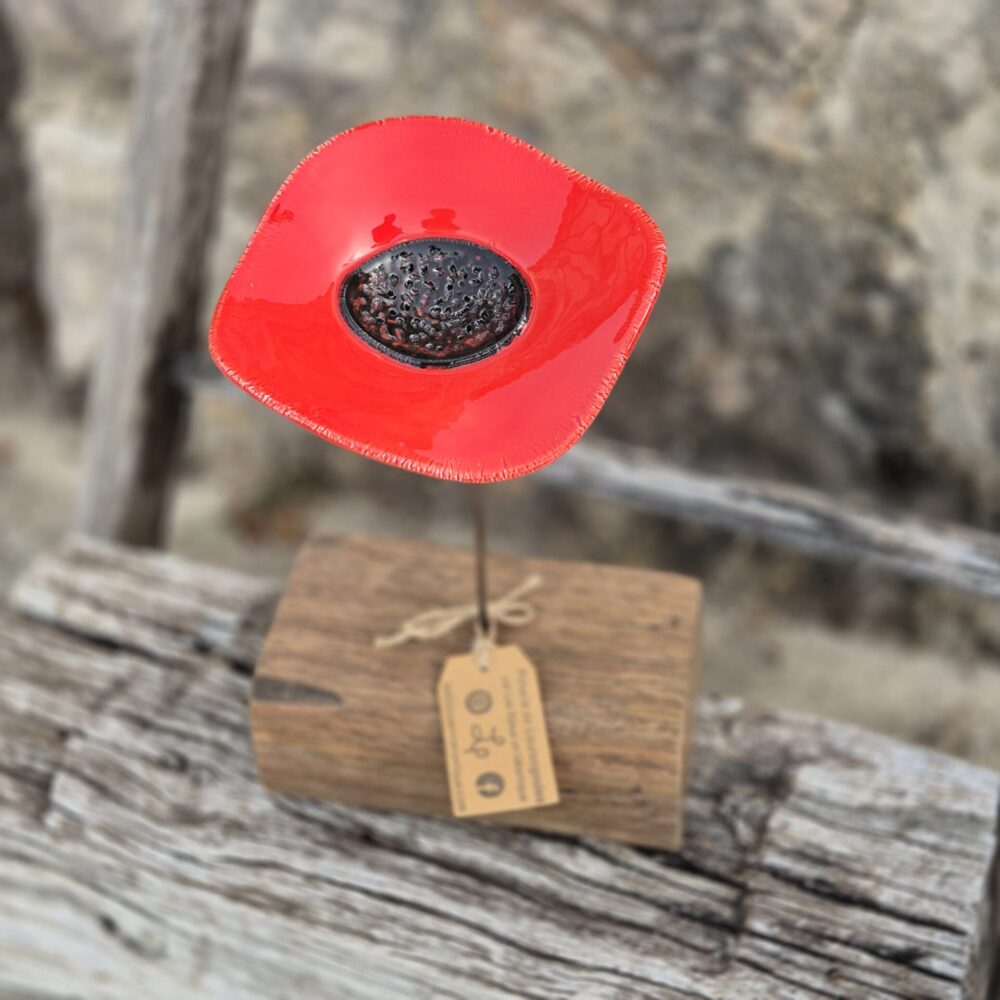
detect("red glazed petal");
top-left (209, 116), bottom-right (666, 482)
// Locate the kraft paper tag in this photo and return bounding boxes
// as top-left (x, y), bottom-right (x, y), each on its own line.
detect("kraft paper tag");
top-left (436, 644), bottom-right (559, 818)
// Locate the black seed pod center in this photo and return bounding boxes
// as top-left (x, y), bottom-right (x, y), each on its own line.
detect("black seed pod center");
top-left (341, 238), bottom-right (530, 367)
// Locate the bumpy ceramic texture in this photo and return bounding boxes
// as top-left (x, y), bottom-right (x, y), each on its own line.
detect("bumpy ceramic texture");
top-left (209, 116), bottom-right (667, 483)
top-left (341, 238), bottom-right (530, 367)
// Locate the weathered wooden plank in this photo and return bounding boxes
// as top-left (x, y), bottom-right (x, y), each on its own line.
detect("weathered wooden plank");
top-left (541, 441), bottom-right (1000, 599)
top-left (250, 534), bottom-right (703, 850)
top-left (10, 533), bottom-right (276, 669)
top-left (186, 358), bottom-right (1000, 604)
top-left (75, 0), bottom-right (253, 546)
top-left (3, 538), bottom-right (999, 998)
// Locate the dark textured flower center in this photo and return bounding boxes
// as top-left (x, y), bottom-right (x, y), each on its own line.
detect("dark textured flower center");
top-left (341, 238), bottom-right (529, 367)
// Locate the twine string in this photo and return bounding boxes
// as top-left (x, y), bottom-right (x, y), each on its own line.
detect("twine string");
top-left (373, 574), bottom-right (543, 651)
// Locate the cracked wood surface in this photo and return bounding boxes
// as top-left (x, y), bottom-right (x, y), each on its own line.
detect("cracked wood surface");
top-left (2, 536), bottom-right (999, 999)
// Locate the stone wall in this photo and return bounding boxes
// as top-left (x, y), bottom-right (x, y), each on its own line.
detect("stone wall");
top-left (7, 0), bottom-right (1000, 521)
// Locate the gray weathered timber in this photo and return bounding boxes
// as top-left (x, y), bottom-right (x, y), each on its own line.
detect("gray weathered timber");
top-left (0, 3), bottom-right (47, 380)
top-left (186, 361), bottom-right (1000, 603)
top-left (3, 536), bottom-right (998, 998)
top-left (542, 442), bottom-right (1000, 599)
top-left (76, 0), bottom-right (253, 546)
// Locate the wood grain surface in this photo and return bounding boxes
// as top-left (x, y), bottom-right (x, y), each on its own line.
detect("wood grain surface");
top-left (4, 535), bottom-right (999, 999)
top-left (251, 534), bottom-right (703, 850)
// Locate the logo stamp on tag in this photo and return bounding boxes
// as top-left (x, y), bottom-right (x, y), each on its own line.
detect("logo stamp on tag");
top-left (437, 644), bottom-right (559, 818)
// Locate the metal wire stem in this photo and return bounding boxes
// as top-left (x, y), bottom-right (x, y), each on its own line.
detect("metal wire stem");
top-left (472, 486), bottom-right (489, 633)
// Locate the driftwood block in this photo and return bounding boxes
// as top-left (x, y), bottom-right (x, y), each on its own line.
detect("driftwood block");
top-left (250, 534), bottom-right (703, 850)
top-left (4, 536), bottom-right (999, 998)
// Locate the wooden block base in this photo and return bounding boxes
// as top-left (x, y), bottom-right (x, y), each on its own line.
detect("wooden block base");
top-left (250, 534), bottom-right (702, 850)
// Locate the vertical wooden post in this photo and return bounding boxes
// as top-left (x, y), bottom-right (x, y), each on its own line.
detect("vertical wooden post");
top-left (77, 0), bottom-right (254, 546)
top-left (0, 4), bottom-right (47, 377)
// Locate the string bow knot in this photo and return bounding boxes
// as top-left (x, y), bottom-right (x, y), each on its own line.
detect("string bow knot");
top-left (374, 574), bottom-right (543, 649)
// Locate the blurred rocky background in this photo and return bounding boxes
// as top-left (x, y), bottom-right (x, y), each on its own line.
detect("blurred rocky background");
top-left (2, 0), bottom-right (1000, 763)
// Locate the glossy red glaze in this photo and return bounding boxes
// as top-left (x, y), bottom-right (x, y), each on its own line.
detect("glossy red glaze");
top-left (209, 117), bottom-right (666, 482)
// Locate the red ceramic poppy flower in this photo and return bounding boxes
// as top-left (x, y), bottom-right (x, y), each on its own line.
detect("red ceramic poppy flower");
top-left (210, 117), bottom-right (666, 482)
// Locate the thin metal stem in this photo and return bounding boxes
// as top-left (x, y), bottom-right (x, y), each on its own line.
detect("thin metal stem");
top-left (472, 486), bottom-right (489, 633)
